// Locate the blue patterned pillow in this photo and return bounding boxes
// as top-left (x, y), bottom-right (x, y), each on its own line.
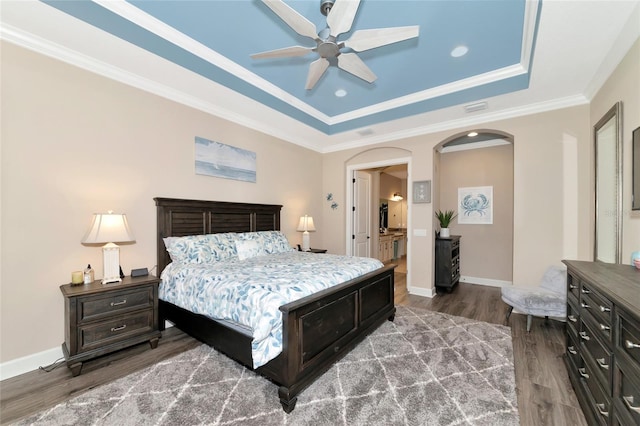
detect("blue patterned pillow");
top-left (163, 235), bottom-right (215, 264)
top-left (163, 232), bottom-right (239, 264)
top-left (236, 231), bottom-right (294, 254)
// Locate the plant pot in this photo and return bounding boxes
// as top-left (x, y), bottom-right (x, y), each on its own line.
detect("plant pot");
top-left (440, 228), bottom-right (450, 238)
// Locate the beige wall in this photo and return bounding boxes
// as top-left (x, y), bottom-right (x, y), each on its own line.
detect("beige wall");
top-left (439, 144), bottom-right (514, 282)
top-left (322, 106), bottom-right (592, 294)
top-left (590, 38), bottom-right (640, 261)
top-left (0, 43), bottom-right (322, 364)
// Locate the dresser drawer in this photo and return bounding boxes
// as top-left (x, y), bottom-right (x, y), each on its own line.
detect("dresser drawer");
top-left (580, 319), bottom-right (613, 392)
top-left (79, 286), bottom-right (154, 322)
top-left (567, 272), bottom-right (580, 305)
top-left (618, 310), bottom-right (640, 367)
top-left (580, 283), bottom-right (612, 327)
top-left (567, 327), bottom-right (581, 371)
top-left (579, 360), bottom-right (612, 425)
top-left (78, 310), bottom-right (154, 352)
top-left (567, 300), bottom-right (580, 337)
top-left (614, 361), bottom-right (640, 425)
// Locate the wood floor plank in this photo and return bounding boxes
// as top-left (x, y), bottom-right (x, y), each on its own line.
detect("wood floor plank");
top-left (0, 258), bottom-right (587, 425)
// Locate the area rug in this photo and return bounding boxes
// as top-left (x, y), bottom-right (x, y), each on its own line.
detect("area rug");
top-left (15, 307), bottom-right (518, 425)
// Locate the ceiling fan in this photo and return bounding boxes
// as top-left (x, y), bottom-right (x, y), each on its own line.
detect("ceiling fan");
top-left (251, 0), bottom-right (419, 90)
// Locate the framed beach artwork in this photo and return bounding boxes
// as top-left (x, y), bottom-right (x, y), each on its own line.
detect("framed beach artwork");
top-left (195, 137), bottom-right (256, 183)
top-left (458, 186), bottom-right (493, 224)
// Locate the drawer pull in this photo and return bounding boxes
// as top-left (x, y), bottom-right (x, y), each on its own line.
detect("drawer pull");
top-left (579, 331), bottom-right (590, 341)
top-left (581, 302), bottom-right (590, 309)
top-left (110, 324), bottom-right (127, 332)
top-left (568, 315), bottom-right (577, 323)
top-left (568, 346), bottom-right (577, 355)
top-left (623, 396), bottom-right (640, 414)
top-left (110, 299), bottom-right (127, 307)
top-left (625, 340), bottom-right (640, 349)
top-left (569, 283), bottom-right (577, 290)
top-left (599, 323), bottom-right (610, 332)
top-left (595, 403), bottom-right (609, 417)
top-left (578, 367), bottom-right (589, 379)
top-left (595, 358), bottom-right (609, 370)
top-left (581, 288), bottom-right (591, 294)
top-left (599, 305), bottom-right (610, 313)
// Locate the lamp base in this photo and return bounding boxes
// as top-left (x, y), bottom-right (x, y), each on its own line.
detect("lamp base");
top-left (301, 231), bottom-right (310, 252)
top-left (102, 243), bottom-right (122, 285)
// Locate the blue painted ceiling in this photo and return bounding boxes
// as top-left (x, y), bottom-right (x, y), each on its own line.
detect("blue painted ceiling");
top-left (42, 0), bottom-right (537, 135)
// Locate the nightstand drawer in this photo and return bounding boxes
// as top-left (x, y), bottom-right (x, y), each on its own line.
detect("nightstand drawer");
top-left (79, 310), bottom-right (154, 352)
top-left (79, 286), bottom-right (154, 322)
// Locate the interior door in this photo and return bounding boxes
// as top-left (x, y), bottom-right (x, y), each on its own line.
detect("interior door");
top-left (353, 170), bottom-right (371, 257)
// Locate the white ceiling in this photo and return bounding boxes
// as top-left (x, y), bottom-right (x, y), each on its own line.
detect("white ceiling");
top-left (1, 1), bottom-right (638, 153)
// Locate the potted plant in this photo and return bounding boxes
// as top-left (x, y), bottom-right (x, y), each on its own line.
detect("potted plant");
top-left (435, 209), bottom-right (457, 238)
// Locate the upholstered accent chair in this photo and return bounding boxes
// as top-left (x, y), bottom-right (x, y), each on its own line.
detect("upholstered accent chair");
top-left (501, 265), bottom-right (567, 332)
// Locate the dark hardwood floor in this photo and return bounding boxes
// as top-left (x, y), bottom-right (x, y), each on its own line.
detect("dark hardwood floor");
top-left (1, 258), bottom-right (586, 425)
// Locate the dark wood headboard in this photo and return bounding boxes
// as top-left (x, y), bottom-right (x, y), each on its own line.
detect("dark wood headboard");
top-left (155, 197), bottom-right (282, 274)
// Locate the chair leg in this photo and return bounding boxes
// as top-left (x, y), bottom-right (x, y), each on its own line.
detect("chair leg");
top-left (506, 306), bottom-right (514, 320)
top-left (526, 315), bottom-right (532, 332)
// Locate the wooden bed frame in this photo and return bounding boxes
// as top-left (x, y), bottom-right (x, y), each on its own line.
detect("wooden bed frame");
top-left (155, 197), bottom-right (396, 412)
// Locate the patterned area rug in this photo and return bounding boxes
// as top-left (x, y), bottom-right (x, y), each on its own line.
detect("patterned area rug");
top-left (15, 307), bottom-right (518, 425)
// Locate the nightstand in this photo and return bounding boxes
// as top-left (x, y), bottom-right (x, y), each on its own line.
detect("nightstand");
top-left (59, 275), bottom-right (161, 376)
top-left (308, 248), bottom-right (327, 253)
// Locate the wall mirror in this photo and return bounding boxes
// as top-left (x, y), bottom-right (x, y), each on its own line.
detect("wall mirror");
top-left (633, 126), bottom-right (640, 210)
top-left (594, 102), bottom-right (622, 263)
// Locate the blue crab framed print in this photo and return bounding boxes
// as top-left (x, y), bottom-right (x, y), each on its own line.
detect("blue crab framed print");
top-left (458, 186), bottom-right (493, 224)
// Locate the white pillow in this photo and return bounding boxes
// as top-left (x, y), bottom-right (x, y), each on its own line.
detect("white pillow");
top-left (235, 239), bottom-right (264, 260)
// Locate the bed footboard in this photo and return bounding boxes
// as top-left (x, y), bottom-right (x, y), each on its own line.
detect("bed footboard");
top-left (262, 264), bottom-right (396, 412)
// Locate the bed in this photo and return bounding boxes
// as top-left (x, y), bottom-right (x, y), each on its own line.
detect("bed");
top-left (155, 197), bottom-right (396, 412)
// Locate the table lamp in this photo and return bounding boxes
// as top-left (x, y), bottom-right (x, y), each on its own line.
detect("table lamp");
top-left (296, 215), bottom-right (316, 252)
top-left (81, 211), bottom-right (135, 284)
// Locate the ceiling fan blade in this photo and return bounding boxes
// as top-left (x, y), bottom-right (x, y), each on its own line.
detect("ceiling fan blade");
top-left (306, 57), bottom-right (330, 90)
top-left (337, 52), bottom-right (376, 83)
top-left (345, 26), bottom-right (420, 52)
top-left (251, 45), bottom-right (313, 59)
top-left (262, 0), bottom-right (318, 40)
top-left (327, 0), bottom-right (361, 37)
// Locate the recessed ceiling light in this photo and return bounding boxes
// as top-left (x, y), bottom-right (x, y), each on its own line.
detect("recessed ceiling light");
top-left (451, 45), bottom-right (469, 58)
top-left (468, 132), bottom-right (478, 137)
top-left (335, 89), bottom-right (347, 97)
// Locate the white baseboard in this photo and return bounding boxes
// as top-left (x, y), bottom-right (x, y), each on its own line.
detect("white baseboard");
top-left (0, 321), bottom-right (175, 381)
top-left (0, 346), bottom-right (64, 381)
top-left (407, 284), bottom-right (434, 298)
top-left (460, 276), bottom-right (512, 288)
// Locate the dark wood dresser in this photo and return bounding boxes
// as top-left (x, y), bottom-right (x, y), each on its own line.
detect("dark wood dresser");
top-left (563, 260), bottom-right (640, 425)
top-left (435, 236), bottom-right (461, 293)
top-left (60, 275), bottom-right (161, 376)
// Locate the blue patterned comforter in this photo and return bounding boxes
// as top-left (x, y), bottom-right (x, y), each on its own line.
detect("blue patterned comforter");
top-left (159, 252), bottom-right (384, 368)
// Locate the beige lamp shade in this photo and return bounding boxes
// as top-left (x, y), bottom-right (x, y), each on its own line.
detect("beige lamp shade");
top-left (296, 215), bottom-right (316, 232)
top-left (81, 212), bottom-right (135, 244)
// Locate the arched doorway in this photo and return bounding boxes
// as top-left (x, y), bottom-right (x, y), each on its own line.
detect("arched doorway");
top-left (433, 130), bottom-right (515, 289)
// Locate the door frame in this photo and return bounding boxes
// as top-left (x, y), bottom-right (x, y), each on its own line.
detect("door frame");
top-left (346, 157), bottom-right (412, 284)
